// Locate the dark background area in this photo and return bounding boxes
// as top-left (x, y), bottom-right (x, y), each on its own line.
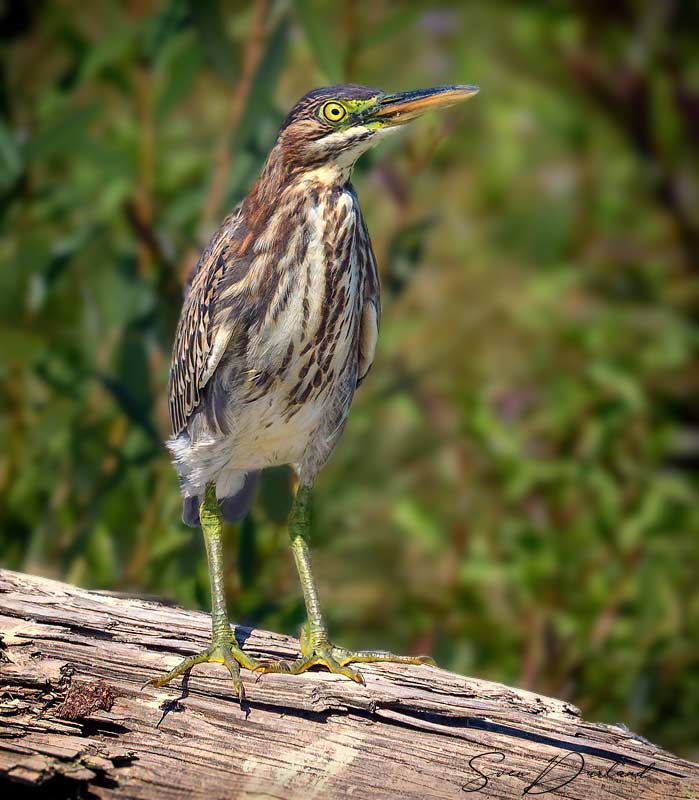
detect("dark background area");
top-left (1, 0), bottom-right (698, 757)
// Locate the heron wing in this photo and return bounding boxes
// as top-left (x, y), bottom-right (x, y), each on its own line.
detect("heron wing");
top-left (356, 208), bottom-right (381, 385)
top-left (168, 208), bottom-right (252, 436)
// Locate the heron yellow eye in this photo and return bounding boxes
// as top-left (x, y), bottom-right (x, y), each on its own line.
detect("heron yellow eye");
top-left (321, 101), bottom-right (347, 124)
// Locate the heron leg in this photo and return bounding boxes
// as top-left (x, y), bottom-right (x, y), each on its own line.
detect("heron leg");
top-left (256, 483), bottom-right (435, 683)
top-left (145, 484), bottom-right (260, 701)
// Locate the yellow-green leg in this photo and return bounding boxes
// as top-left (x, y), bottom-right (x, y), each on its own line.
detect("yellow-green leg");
top-left (145, 484), bottom-right (260, 701)
top-left (257, 483), bottom-right (435, 683)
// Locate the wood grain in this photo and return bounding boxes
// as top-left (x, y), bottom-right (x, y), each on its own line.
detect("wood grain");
top-left (0, 569), bottom-right (696, 799)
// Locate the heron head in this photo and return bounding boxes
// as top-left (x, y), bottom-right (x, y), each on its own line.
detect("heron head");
top-left (275, 83), bottom-right (479, 179)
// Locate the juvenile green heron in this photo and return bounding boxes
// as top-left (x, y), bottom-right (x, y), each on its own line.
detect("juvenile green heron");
top-left (149, 83), bottom-right (479, 700)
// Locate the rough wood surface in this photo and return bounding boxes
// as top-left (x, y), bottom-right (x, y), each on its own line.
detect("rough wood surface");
top-left (0, 569), bottom-right (696, 799)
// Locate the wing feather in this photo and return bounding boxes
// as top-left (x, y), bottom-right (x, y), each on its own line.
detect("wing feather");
top-left (356, 208), bottom-right (381, 385)
top-left (168, 208), bottom-right (250, 436)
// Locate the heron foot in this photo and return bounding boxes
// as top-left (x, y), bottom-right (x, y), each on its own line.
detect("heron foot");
top-left (255, 625), bottom-right (435, 684)
top-left (144, 634), bottom-right (260, 703)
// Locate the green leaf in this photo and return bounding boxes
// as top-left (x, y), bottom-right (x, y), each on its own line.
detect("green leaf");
top-left (293, 0), bottom-right (342, 83)
top-left (154, 31), bottom-right (205, 118)
top-left (187, 0), bottom-right (238, 83)
top-left (0, 328), bottom-right (44, 367)
top-left (392, 498), bottom-right (443, 549)
top-left (235, 16), bottom-right (290, 150)
top-left (25, 104), bottom-right (102, 161)
top-left (86, 262), bottom-right (155, 328)
top-left (0, 120), bottom-right (23, 192)
top-left (78, 25), bottom-right (136, 85)
top-left (142, 0), bottom-right (189, 64)
top-left (587, 362), bottom-right (645, 412)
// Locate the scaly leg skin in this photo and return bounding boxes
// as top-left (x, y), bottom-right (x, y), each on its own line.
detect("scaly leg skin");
top-left (145, 484), bottom-right (260, 702)
top-left (256, 483), bottom-right (436, 684)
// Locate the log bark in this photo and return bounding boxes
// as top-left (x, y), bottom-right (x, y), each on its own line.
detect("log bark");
top-left (0, 568), bottom-right (696, 799)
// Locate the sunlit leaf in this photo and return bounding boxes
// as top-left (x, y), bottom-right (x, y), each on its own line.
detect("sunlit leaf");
top-left (154, 31), bottom-right (205, 118)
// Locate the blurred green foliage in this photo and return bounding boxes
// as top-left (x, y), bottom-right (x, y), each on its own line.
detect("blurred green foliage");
top-left (1, 0), bottom-right (698, 757)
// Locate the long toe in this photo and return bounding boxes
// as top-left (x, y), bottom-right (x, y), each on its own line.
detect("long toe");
top-left (256, 652), bottom-right (364, 683)
top-left (256, 642), bottom-right (432, 683)
top-left (145, 648), bottom-right (213, 689)
top-left (146, 640), bottom-right (260, 700)
top-left (333, 648), bottom-right (437, 668)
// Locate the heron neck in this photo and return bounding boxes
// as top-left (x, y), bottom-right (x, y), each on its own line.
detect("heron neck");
top-left (248, 144), bottom-right (352, 210)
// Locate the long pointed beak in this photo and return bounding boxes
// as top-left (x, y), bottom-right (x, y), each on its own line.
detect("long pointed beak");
top-left (371, 84), bottom-right (479, 126)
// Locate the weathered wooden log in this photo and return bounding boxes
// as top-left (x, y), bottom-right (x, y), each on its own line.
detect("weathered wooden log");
top-left (0, 568), bottom-right (696, 799)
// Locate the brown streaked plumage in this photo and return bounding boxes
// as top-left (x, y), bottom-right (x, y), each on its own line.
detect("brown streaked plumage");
top-left (168, 86), bottom-right (389, 525)
top-left (148, 83), bottom-right (479, 701)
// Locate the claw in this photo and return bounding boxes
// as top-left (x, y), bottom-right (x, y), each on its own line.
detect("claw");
top-left (145, 640), bottom-right (260, 702)
top-left (344, 667), bottom-right (365, 685)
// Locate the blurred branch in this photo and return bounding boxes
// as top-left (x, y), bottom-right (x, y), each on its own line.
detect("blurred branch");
top-left (201, 0), bottom-right (269, 226)
top-left (125, 199), bottom-right (175, 271)
top-left (177, 0), bottom-right (270, 285)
